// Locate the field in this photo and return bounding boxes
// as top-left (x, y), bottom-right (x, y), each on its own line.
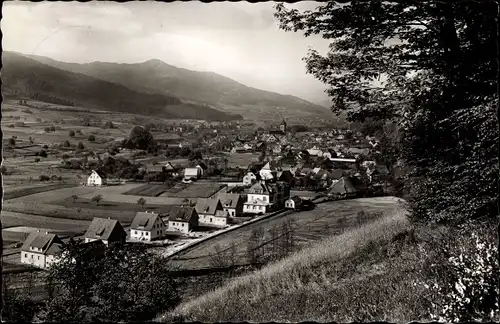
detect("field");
top-left (169, 197), bottom-right (405, 270)
top-left (224, 152), bottom-right (261, 168)
top-left (159, 205), bottom-right (412, 323)
top-left (124, 182), bottom-right (226, 198)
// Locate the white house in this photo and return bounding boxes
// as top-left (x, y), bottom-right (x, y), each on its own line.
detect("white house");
top-left (167, 206), bottom-right (199, 234)
top-left (21, 231), bottom-right (64, 269)
top-left (195, 198), bottom-right (227, 227)
top-left (285, 196), bottom-right (303, 210)
top-left (243, 181), bottom-right (276, 214)
top-left (130, 211), bottom-right (166, 242)
top-left (87, 170), bottom-right (107, 187)
top-left (243, 171), bottom-right (258, 186)
top-left (184, 167), bottom-right (201, 181)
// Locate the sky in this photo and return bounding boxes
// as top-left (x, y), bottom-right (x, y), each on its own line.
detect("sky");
top-left (2, 1), bottom-right (333, 104)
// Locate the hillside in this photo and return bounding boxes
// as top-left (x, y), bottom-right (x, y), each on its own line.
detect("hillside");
top-left (157, 204), bottom-right (433, 323)
top-left (23, 53), bottom-right (333, 121)
top-left (1, 52), bottom-right (242, 121)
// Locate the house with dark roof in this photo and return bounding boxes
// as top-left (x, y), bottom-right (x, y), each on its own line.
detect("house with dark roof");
top-left (278, 170), bottom-right (295, 186)
top-left (329, 176), bottom-right (358, 198)
top-left (130, 211), bottom-right (166, 242)
top-left (21, 230), bottom-right (64, 269)
top-left (87, 170), bottom-right (107, 186)
top-left (195, 198), bottom-right (227, 227)
top-left (84, 217), bottom-right (127, 246)
top-left (167, 206), bottom-right (199, 234)
top-left (217, 193), bottom-right (244, 217)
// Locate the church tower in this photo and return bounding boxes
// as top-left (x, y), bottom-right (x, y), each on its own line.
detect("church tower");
top-left (279, 119), bottom-right (287, 134)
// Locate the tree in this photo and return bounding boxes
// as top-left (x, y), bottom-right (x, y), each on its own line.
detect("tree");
top-left (39, 150), bottom-right (48, 158)
top-left (88, 135), bottom-right (96, 143)
top-left (91, 245), bottom-right (180, 322)
top-left (28, 136), bottom-right (34, 144)
top-left (62, 154), bottom-right (70, 162)
top-left (77, 142), bottom-right (85, 150)
top-left (72, 195), bottom-right (78, 203)
top-left (63, 140), bottom-right (71, 148)
top-left (274, 2), bottom-right (498, 224)
top-left (8, 137), bottom-right (16, 147)
top-left (137, 197), bottom-right (146, 209)
top-left (43, 238), bottom-right (104, 322)
top-left (69, 130), bottom-right (75, 137)
top-left (123, 126), bottom-right (155, 151)
top-left (104, 121), bottom-right (114, 129)
top-left (92, 194), bottom-right (103, 206)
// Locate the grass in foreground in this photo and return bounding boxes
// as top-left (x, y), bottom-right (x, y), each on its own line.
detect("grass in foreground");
top-left (158, 207), bottom-right (435, 322)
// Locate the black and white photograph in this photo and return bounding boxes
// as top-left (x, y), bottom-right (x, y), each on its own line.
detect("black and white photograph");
top-left (0, 0), bottom-right (499, 322)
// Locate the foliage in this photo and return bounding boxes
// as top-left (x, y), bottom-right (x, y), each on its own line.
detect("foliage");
top-left (43, 239), bottom-right (103, 322)
top-left (137, 197), bottom-right (147, 208)
top-left (424, 222), bottom-right (499, 322)
top-left (88, 135), bottom-right (96, 142)
top-left (43, 243), bottom-right (181, 322)
top-left (69, 130), bottom-right (75, 137)
top-left (8, 137), bottom-right (16, 146)
top-left (77, 142), bottom-right (85, 150)
top-left (2, 294), bottom-right (40, 322)
top-left (39, 175), bottom-right (50, 181)
top-left (104, 121), bottom-right (114, 129)
top-left (123, 126), bottom-right (157, 152)
top-left (39, 150), bottom-right (48, 158)
top-left (91, 194), bottom-right (103, 205)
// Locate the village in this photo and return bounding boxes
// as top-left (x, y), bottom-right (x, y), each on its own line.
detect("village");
top-left (5, 115), bottom-right (400, 271)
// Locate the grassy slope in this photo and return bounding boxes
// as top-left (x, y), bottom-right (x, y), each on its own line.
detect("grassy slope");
top-left (158, 207), bottom-right (435, 322)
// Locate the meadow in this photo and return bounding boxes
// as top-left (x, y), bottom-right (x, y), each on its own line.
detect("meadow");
top-left (169, 197), bottom-right (404, 270)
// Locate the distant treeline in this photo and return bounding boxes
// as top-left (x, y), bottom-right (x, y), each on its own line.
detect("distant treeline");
top-left (30, 93), bottom-right (75, 106)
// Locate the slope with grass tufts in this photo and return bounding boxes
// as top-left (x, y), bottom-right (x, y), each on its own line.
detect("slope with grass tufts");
top-left (157, 206), bottom-right (437, 322)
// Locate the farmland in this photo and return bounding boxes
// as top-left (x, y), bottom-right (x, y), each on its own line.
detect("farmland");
top-left (168, 197), bottom-right (404, 270)
top-left (124, 182), bottom-right (227, 198)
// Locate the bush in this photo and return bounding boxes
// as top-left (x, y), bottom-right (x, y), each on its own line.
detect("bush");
top-left (39, 175), bottom-right (50, 181)
top-left (425, 222), bottom-right (499, 322)
top-left (88, 135), bottom-right (96, 142)
top-left (69, 130), bottom-right (75, 137)
top-left (39, 150), bottom-right (48, 158)
top-left (77, 142), bottom-right (85, 150)
top-left (104, 121), bottom-right (114, 129)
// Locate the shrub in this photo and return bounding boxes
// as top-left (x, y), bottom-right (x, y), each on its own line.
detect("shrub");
top-left (104, 121), bottom-right (114, 129)
top-left (39, 175), bottom-right (50, 181)
top-left (39, 150), bottom-right (48, 158)
top-left (8, 137), bottom-right (16, 146)
top-left (77, 142), bottom-right (85, 150)
top-left (88, 135), bottom-right (96, 142)
top-left (426, 223), bottom-right (499, 322)
top-left (63, 140), bottom-right (71, 148)
top-left (69, 130), bottom-right (75, 137)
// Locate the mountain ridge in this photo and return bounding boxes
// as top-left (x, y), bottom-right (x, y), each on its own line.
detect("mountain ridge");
top-left (19, 52), bottom-right (334, 121)
top-left (1, 51), bottom-right (242, 121)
